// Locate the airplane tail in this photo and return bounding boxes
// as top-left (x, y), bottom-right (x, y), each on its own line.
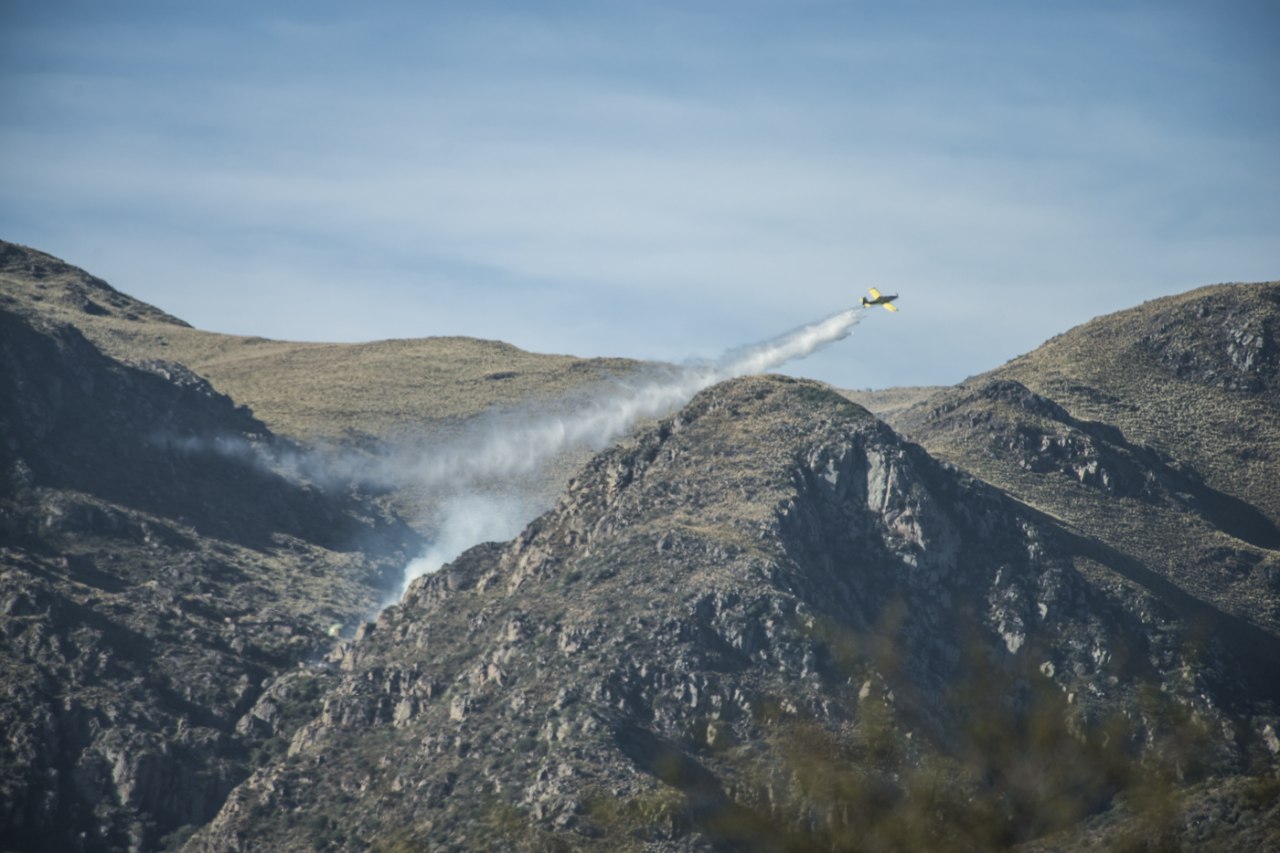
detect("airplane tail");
top-left (860, 297), bottom-right (870, 307)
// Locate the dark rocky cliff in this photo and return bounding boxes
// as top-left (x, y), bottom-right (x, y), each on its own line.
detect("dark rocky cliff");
top-left (0, 308), bottom-right (420, 852)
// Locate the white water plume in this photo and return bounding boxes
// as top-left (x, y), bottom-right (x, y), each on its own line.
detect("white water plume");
top-left (399, 307), bottom-right (864, 489)
top-left (148, 306), bottom-right (866, 606)
top-left (389, 493), bottom-right (533, 601)
top-left (394, 306), bottom-right (865, 595)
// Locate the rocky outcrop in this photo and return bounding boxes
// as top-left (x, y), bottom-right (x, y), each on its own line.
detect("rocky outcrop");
top-left (953, 282), bottom-right (1280, 528)
top-left (186, 377), bottom-right (1280, 851)
top-left (1146, 288), bottom-right (1280, 393)
top-left (910, 379), bottom-right (1280, 549)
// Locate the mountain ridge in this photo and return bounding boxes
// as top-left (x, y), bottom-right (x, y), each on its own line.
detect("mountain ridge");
top-left (188, 375), bottom-right (1279, 850)
top-left (878, 283), bottom-right (1280, 644)
top-left (0, 239), bottom-right (644, 449)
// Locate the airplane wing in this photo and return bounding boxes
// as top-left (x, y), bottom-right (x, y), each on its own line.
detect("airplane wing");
top-left (868, 287), bottom-right (882, 300)
top-left (882, 303), bottom-right (898, 312)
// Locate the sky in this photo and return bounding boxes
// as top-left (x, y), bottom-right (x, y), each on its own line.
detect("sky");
top-left (2, 0), bottom-right (1277, 389)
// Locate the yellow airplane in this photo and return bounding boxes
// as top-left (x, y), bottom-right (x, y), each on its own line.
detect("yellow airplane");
top-left (861, 287), bottom-right (899, 312)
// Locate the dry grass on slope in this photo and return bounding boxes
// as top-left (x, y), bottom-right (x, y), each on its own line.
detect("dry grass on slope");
top-left (882, 283), bottom-right (1280, 638)
top-left (984, 282), bottom-right (1280, 525)
top-left (0, 240), bottom-right (644, 446)
top-left (161, 335), bottom-right (640, 445)
top-left (840, 385), bottom-right (949, 421)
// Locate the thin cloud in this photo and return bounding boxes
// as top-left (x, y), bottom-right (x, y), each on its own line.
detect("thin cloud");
top-left (1, 2), bottom-right (1276, 387)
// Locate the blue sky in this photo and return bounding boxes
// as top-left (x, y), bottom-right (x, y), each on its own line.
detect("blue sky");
top-left (2, 0), bottom-right (1277, 388)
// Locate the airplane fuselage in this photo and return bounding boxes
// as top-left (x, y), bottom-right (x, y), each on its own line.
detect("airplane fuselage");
top-left (861, 287), bottom-right (899, 312)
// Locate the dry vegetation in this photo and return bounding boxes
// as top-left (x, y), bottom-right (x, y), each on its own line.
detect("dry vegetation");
top-left (885, 283), bottom-right (1280, 637)
top-left (978, 282), bottom-right (1280, 524)
top-left (840, 386), bottom-right (949, 421)
top-left (1, 239), bottom-right (649, 526)
top-left (0, 239), bottom-right (644, 447)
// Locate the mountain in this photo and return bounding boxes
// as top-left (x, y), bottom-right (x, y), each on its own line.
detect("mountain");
top-left (879, 283), bottom-right (1280, 642)
top-left (188, 375), bottom-right (1279, 851)
top-left (0, 305), bottom-right (423, 851)
top-left (0, 240), bottom-right (646, 852)
top-left (0, 240), bottom-right (638, 445)
top-left (3, 242), bottom-right (1278, 851)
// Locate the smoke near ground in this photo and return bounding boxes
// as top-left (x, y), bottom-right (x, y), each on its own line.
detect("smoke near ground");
top-left (396, 492), bottom-right (536, 587)
top-left (391, 306), bottom-right (866, 597)
top-left (157, 306), bottom-right (867, 604)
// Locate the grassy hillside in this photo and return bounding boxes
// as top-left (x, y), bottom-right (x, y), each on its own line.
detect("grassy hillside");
top-left (1, 240), bottom-right (649, 524)
top-left (0, 240), bottom-right (641, 446)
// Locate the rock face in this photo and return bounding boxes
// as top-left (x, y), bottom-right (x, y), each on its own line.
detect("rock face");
top-left (0, 308), bottom-right (419, 852)
top-left (186, 377), bottom-right (1279, 851)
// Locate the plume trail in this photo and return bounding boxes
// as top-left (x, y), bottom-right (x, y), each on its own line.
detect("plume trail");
top-left (399, 307), bottom-right (865, 489)
top-left (392, 306), bottom-right (865, 594)
top-left (150, 305), bottom-right (867, 608)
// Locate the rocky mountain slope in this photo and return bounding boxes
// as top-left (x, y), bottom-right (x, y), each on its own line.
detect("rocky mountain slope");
top-left (0, 306), bottom-right (420, 851)
top-left (3, 243), bottom-right (1278, 851)
top-left (186, 376), bottom-right (1279, 851)
top-left (882, 284), bottom-right (1280, 642)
